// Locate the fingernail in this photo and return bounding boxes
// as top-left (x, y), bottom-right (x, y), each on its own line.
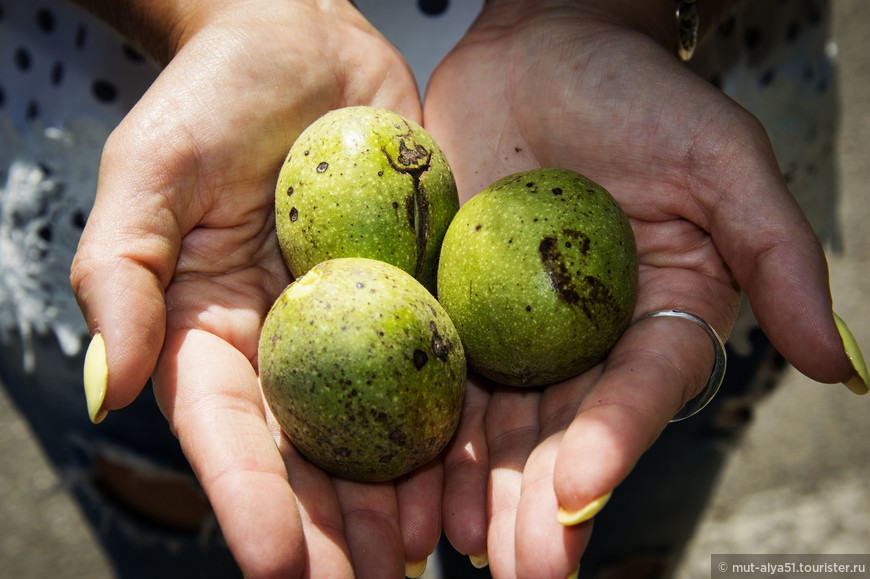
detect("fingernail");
top-left (84, 333), bottom-right (109, 423)
top-left (566, 566), bottom-right (580, 579)
top-left (557, 490), bottom-right (612, 526)
top-left (834, 312), bottom-right (869, 395)
top-left (405, 558), bottom-right (427, 578)
top-left (469, 552), bottom-right (488, 569)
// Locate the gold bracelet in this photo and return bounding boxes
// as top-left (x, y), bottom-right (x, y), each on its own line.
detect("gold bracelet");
top-left (676, 0), bottom-right (699, 61)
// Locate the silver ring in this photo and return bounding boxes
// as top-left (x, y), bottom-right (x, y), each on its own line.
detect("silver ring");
top-left (642, 309), bottom-right (727, 421)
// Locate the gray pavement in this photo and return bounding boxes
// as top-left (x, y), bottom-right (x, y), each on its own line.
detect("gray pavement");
top-left (0, 386), bottom-right (112, 577)
top-left (2, 2), bottom-right (870, 578)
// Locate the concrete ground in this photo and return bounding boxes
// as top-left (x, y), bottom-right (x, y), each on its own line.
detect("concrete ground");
top-left (1, 1), bottom-right (869, 578)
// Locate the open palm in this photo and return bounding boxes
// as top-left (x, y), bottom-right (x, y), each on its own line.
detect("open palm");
top-left (70, 2), bottom-right (441, 577)
top-left (423, 4), bottom-right (852, 577)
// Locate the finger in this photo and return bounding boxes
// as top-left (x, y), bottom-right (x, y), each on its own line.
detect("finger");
top-left (73, 253), bottom-right (167, 421)
top-left (274, 432), bottom-right (355, 578)
top-left (509, 369), bottom-right (598, 578)
top-left (332, 478), bottom-right (405, 579)
top-left (552, 311), bottom-right (720, 516)
top-left (485, 384), bottom-right (542, 578)
top-left (395, 459), bottom-right (444, 572)
top-left (153, 328), bottom-right (306, 578)
top-left (441, 377), bottom-right (491, 564)
top-left (515, 434), bottom-right (591, 579)
top-left (70, 203), bottom-right (174, 414)
top-left (70, 117), bottom-right (200, 415)
top-left (692, 112), bottom-right (853, 386)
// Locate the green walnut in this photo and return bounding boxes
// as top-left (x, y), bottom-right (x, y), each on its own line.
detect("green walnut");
top-left (437, 168), bottom-right (638, 387)
top-left (275, 106), bottom-right (459, 294)
top-left (258, 258), bottom-right (466, 482)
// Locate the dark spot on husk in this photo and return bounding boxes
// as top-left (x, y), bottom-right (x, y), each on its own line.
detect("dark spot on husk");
top-left (380, 451), bottom-right (398, 464)
top-left (382, 140), bottom-right (433, 279)
top-left (539, 236), bottom-right (579, 305)
top-left (289, 207), bottom-right (298, 222)
top-left (405, 195), bottom-right (416, 230)
top-left (554, 227), bottom-right (591, 255)
top-left (430, 322), bottom-right (451, 361)
top-left (397, 139), bottom-right (429, 166)
top-left (538, 234), bottom-right (614, 324)
top-left (552, 187), bottom-right (563, 195)
top-left (316, 161), bottom-right (329, 173)
top-left (389, 428), bottom-right (407, 447)
top-left (286, 186), bottom-right (293, 196)
top-left (334, 447), bottom-right (352, 457)
top-left (413, 349), bottom-right (429, 370)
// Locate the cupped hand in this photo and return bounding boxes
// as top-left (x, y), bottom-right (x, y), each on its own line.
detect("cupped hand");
top-left (70, 1), bottom-right (437, 577)
top-left (423, 2), bottom-right (855, 576)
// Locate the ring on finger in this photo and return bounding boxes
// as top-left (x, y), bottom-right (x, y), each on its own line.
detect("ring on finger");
top-left (642, 309), bottom-right (727, 422)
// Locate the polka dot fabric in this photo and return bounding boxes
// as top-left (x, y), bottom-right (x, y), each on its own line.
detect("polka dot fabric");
top-left (0, 0), bottom-right (481, 129)
top-left (0, 0), bottom-right (158, 131)
top-left (0, 1), bottom-right (157, 362)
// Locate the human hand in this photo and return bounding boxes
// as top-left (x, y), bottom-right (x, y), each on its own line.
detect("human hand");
top-left (70, 1), bottom-right (439, 577)
top-left (423, 1), bottom-right (863, 576)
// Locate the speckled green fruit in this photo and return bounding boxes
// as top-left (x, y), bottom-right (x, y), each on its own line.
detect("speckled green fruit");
top-left (258, 258), bottom-right (466, 482)
top-left (437, 168), bottom-right (638, 387)
top-left (275, 106), bottom-right (459, 294)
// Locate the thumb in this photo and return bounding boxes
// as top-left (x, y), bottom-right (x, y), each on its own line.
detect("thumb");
top-left (704, 124), bottom-right (863, 392)
top-left (71, 133), bottom-right (186, 422)
top-left (73, 251), bottom-right (168, 422)
top-left (736, 218), bottom-right (866, 393)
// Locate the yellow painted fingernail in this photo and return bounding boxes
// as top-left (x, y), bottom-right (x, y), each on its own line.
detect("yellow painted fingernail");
top-left (567, 566), bottom-right (580, 579)
top-left (834, 312), bottom-right (869, 395)
top-left (84, 334), bottom-right (109, 423)
top-left (469, 552), bottom-right (488, 569)
top-left (557, 490), bottom-right (612, 526)
top-left (405, 558), bottom-right (427, 578)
